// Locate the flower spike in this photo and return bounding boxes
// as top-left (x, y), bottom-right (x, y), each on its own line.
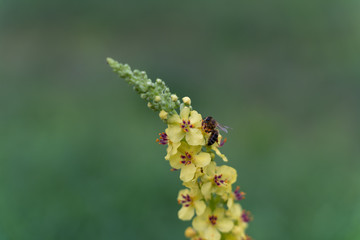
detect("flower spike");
top-left (108, 58), bottom-right (253, 240)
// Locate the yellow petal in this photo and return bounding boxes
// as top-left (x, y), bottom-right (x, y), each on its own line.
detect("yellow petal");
top-left (166, 125), bottom-right (185, 143)
top-left (167, 113), bottom-right (181, 124)
top-left (169, 153), bottom-right (183, 169)
top-left (212, 146), bottom-right (228, 162)
top-left (189, 110), bottom-right (202, 126)
top-left (201, 182), bottom-right (213, 200)
top-left (194, 152), bottom-right (211, 167)
top-left (194, 200), bottom-right (206, 216)
top-left (178, 206), bottom-right (195, 221)
top-left (186, 128), bottom-right (205, 146)
top-left (192, 215), bottom-right (207, 232)
top-left (204, 226), bottom-right (221, 240)
top-left (214, 208), bottom-right (225, 218)
top-left (216, 218), bottom-right (234, 233)
top-left (166, 141), bottom-right (181, 158)
top-left (227, 203), bottom-right (242, 220)
top-left (180, 164), bottom-right (197, 182)
top-left (180, 107), bottom-right (190, 120)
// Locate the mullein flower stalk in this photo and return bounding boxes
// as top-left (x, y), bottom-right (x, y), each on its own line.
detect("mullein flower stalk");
top-left (107, 58), bottom-right (252, 240)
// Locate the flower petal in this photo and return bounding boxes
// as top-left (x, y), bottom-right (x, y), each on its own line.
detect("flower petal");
top-left (178, 206), bottom-right (195, 221)
top-left (169, 153), bottom-right (183, 169)
top-left (192, 215), bottom-right (207, 232)
top-left (204, 226), bottom-right (221, 240)
top-left (186, 128), bottom-right (205, 146)
top-left (189, 110), bottom-right (202, 126)
top-left (212, 145), bottom-right (228, 162)
top-left (167, 114), bottom-right (181, 124)
top-left (180, 164), bottom-right (196, 182)
top-left (180, 107), bottom-right (190, 120)
top-left (216, 218), bottom-right (234, 233)
top-left (166, 126), bottom-right (185, 143)
top-left (194, 200), bottom-right (206, 216)
top-left (194, 152), bottom-right (211, 167)
top-left (201, 182), bottom-right (212, 200)
top-left (165, 141), bottom-right (181, 160)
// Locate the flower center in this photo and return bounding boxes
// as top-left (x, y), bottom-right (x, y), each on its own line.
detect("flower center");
top-left (234, 186), bottom-right (246, 200)
top-left (180, 119), bottom-right (194, 132)
top-left (208, 215), bottom-right (217, 225)
top-left (180, 152), bottom-right (192, 165)
top-left (214, 174), bottom-right (228, 187)
top-left (179, 194), bottom-right (192, 207)
top-left (156, 132), bottom-right (168, 145)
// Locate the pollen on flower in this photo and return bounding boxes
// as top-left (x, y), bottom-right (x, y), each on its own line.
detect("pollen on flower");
top-left (180, 152), bottom-right (192, 165)
top-left (156, 132), bottom-right (168, 145)
top-left (214, 174), bottom-right (229, 187)
top-left (241, 210), bottom-right (253, 223)
top-left (234, 186), bottom-right (246, 201)
top-left (208, 215), bottom-right (218, 225)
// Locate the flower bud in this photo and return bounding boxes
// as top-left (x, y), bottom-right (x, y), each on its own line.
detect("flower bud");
top-left (154, 96), bottom-right (161, 102)
top-left (184, 227), bottom-right (196, 238)
top-left (159, 110), bottom-right (168, 120)
top-left (182, 96), bottom-right (191, 105)
top-left (147, 102), bottom-right (153, 108)
top-left (171, 94), bottom-right (178, 102)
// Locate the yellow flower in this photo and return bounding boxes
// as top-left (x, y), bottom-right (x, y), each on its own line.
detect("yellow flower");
top-left (201, 165), bottom-right (237, 200)
top-left (177, 186), bottom-right (206, 221)
top-left (166, 107), bottom-right (205, 145)
top-left (192, 207), bottom-right (234, 240)
top-left (165, 141), bottom-right (181, 160)
top-left (156, 132), bottom-right (181, 160)
top-left (169, 142), bottom-right (211, 182)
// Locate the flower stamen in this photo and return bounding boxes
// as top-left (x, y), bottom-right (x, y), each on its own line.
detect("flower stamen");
top-left (234, 186), bottom-right (246, 200)
top-left (241, 210), bottom-right (253, 223)
top-left (208, 215), bottom-right (217, 225)
top-left (180, 119), bottom-right (195, 132)
top-left (180, 152), bottom-right (192, 165)
top-left (214, 174), bottom-right (229, 187)
top-left (156, 132), bottom-right (169, 145)
top-left (178, 194), bottom-right (192, 207)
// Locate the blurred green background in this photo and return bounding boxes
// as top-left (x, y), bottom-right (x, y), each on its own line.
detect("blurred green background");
top-left (1, 0), bottom-right (360, 239)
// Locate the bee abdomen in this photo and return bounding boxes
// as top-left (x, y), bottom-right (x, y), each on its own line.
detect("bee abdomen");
top-left (207, 130), bottom-right (219, 146)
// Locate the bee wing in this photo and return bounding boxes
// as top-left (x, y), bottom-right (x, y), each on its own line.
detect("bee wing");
top-left (217, 123), bottom-right (231, 133)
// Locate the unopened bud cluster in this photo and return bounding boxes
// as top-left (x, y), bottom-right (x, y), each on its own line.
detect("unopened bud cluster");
top-left (107, 58), bottom-right (181, 114)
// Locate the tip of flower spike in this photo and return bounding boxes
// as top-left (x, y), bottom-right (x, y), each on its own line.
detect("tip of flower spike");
top-left (106, 57), bottom-right (115, 65)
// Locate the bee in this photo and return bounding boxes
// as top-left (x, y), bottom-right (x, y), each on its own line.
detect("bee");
top-left (202, 116), bottom-right (229, 146)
